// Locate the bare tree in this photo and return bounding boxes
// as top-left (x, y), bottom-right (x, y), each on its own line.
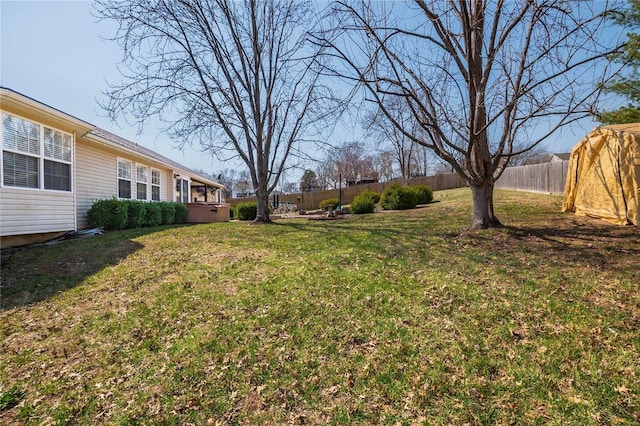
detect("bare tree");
top-left (363, 98), bottom-right (423, 179)
top-left (235, 170), bottom-right (253, 198)
top-left (375, 149), bottom-right (396, 181)
top-left (280, 181), bottom-right (298, 194)
top-left (315, 161), bottom-right (335, 189)
top-left (508, 146), bottom-right (552, 167)
top-left (95, 0), bottom-right (330, 223)
top-left (315, 0), bottom-right (623, 228)
top-left (214, 168), bottom-right (239, 199)
top-left (323, 141), bottom-right (379, 186)
top-left (410, 144), bottom-right (433, 177)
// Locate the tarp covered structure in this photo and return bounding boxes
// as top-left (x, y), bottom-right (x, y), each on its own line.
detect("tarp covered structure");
top-left (562, 123), bottom-right (640, 225)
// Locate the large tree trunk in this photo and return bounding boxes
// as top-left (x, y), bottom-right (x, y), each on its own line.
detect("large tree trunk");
top-left (254, 182), bottom-right (272, 224)
top-left (469, 180), bottom-right (501, 229)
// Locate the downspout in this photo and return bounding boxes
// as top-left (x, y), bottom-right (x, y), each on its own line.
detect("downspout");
top-left (73, 131), bottom-right (78, 230)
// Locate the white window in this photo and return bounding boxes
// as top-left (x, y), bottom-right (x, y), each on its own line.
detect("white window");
top-left (43, 127), bottom-right (72, 191)
top-left (136, 164), bottom-right (148, 200)
top-left (1, 112), bottom-right (72, 191)
top-left (117, 158), bottom-right (132, 199)
top-left (151, 169), bottom-right (161, 201)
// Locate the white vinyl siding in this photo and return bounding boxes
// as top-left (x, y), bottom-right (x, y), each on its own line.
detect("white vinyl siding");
top-left (75, 141), bottom-right (119, 230)
top-left (0, 187), bottom-right (75, 236)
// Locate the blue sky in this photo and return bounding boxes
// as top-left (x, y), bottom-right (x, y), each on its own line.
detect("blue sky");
top-left (1, 0), bottom-right (619, 182)
top-left (1, 0), bottom-right (235, 176)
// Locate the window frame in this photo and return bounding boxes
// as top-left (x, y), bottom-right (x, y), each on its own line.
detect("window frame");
top-left (151, 168), bottom-right (161, 201)
top-left (136, 164), bottom-right (148, 200)
top-left (1, 112), bottom-right (73, 192)
top-left (117, 157), bottom-right (132, 199)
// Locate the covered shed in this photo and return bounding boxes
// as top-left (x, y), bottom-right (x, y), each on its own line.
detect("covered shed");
top-left (562, 123), bottom-right (640, 225)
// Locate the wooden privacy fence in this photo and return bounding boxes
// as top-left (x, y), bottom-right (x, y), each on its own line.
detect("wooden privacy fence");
top-left (229, 172), bottom-right (466, 211)
top-left (495, 161), bottom-right (569, 195)
top-left (228, 162), bottom-right (568, 211)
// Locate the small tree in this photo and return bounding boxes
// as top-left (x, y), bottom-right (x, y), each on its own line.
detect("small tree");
top-left (598, 0), bottom-right (640, 124)
top-left (300, 169), bottom-right (320, 192)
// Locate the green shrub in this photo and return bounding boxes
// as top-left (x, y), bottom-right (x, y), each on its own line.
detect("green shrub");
top-left (144, 202), bottom-right (163, 227)
top-left (320, 198), bottom-right (340, 210)
top-left (160, 202), bottom-right (176, 225)
top-left (87, 198), bottom-right (128, 230)
top-left (350, 191), bottom-right (376, 214)
top-left (411, 185), bottom-right (434, 204)
top-left (174, 203), bottom-right (188, 224)
top-left (88, 199), bottom-right (185, 230)
top-left (359, 189), bottom-right (380, 204)
top-left (126, 200), bottom-right (146, 228)
top-left (235, 201), bottom-right (258, 221)
top-left (380, 184), bottom-right (418, 210)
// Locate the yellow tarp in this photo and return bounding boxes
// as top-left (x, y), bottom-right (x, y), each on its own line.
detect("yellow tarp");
top-left (562, 123), bottom-right (640, 226)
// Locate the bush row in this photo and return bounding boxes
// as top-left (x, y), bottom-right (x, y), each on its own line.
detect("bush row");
top-left (87, 198), bottom-right (188, 230)
top-left (351, 184), bottom-right (433, 214)
top-left (230, 185), bottom-right (433, 219)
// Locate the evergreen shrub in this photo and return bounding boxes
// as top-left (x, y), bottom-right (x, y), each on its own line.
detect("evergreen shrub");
top-left (144, 202), bottom-right (163, 227)
top-left (174, 203), bottom-right (188, 224)
top-left (350, 191), bottom-right (376, 214)
top-left (87, 198), bottom-right (128, 230)
top-left (380, 184), bottom-right (418, 210)
top-left (126, 200), bottom-right (146, 228)
top-left (320, 198), bottom-right (340, 210)
top-left (236, 201), bottom-right (258, 221)
top-left (160, 202), bottom-right (176, 225)
top-left (359, 189), bottom-right (380, 204)
top-left (88, 199), bottom-right (187, 229)
top-left (411, 185), bottom-right (434, 204)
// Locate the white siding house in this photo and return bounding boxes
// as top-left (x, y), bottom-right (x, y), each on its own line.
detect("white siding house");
top-left (1, 87), bottom-right (224, 247)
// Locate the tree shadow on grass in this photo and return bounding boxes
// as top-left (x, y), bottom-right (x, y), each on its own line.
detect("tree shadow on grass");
top-left (283, 211), bottom-right (639, 279)
top-left (501, 220), bottom-right (640, 271)
top-left (0, 226), bottom-right (187, 311)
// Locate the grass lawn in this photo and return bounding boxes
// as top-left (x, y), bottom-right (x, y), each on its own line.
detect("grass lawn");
top-left (1, 188), bottom-right (638, 425)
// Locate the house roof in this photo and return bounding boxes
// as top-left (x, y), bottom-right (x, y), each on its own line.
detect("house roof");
top-left (0, 86), bottom-right (94, 133)
top-left (1, 86), bottom-right (222, 189)
top-left (551, 153), bottom-right (571, 161)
